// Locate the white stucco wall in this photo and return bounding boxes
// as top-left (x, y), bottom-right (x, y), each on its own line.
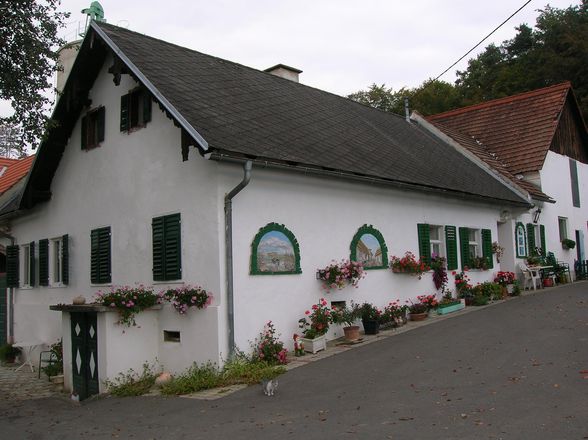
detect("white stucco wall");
top-left (6, 55), bottom-right (224, 375)
top-left (221, 164), bottom-right (512, 352)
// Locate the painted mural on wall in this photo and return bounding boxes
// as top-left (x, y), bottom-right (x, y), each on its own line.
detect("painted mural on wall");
top-left (251, 223), bottom-right (302, 275)
top-left (350, 224), bottom-right (388, 270)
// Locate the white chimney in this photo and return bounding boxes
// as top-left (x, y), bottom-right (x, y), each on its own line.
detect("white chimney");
top-left (264, 64), bottom-right (302, 82)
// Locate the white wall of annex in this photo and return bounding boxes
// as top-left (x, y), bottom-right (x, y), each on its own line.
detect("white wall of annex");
top-left (8, 54), bottom-right (223, 367)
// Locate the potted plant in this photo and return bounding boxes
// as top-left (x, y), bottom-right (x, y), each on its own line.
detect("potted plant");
top-left (469, 256), bottom-right (489, 270)
top-left (390, 251), bottom-right (429, 278)
top-left (161, 285), bottom-right (213, 314)
top-left (562, 238), bottom-right (576, 250)
top-left (453, 271), bottom-right (473, 304)
top-left (494, 271), bottom-right (516, 296)
top-left (330, 303), bottom-right (360, 341)
top-left (358, 302), bottom-right (381, 335)
top-left (0, 343), bottom-right (21, 364)
top-left (408, 301), bottom-right (428, 321)
top-left (94, 285), bottom-right (162, 327)
top-left (437, 291), bottom-right (465, 315)
top-left (298, 298), bottom-right (331, 353)
top-left (417, 294), bottom-right (438, 315)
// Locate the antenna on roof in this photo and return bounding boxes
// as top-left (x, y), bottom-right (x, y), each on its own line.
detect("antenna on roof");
top-left (80, 1), bottom-right (106, 36)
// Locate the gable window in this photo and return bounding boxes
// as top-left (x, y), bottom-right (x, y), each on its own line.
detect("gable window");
top-left (152, 213), bottom-right (182, 281)
top-left (20, 242), bottom-right (35, 287)
top-left (120, 89), bottom-right (152, 132)
top-left (558, 217), bottom-right (568, 241)
top-left (81, 106), bottom-right (105, 150)
top-left (350, 224), bottom-right (387, 270)
top-left (91, 227), bottom-right (111, 284)
top-left (515, 222), bottom-right (527, 258)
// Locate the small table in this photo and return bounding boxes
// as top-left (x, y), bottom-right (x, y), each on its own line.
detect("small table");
top-left (13, 341), bottom-right (42, 373)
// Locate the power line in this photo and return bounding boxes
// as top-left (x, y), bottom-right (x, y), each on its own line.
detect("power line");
top-left (433, 0), bottom-right (533, 82)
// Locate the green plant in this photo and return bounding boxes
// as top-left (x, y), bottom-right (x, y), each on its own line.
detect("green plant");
top-left (511, 280), bottom-right (521, 296)
top-left (330, 303), bottom-right (359, 327)
top-left (95, 285), bottom-right (162, 326)
top-left (41, 339), bottom-right (63, 377)
top-left (358, 302), bottom-right (381, 321)
top-left (103, 362), bottom-right (159, 397)
top-left (453, 271), bottom-right (473, 297)
top-left (526, 255), bottom-right (542, 265)
top-left (161, 285), bottom-right (213, 314)
top-left (0, 343), bottom-right (21, 363)
top-left (298, 298), bottom-right (332, 339)
top-left (430, 256), bottom-right (448, 290)
top-left (380, 300), bottom-right (406, 324)
top-left (469, 256), bottom-right (489, 270)
top-left (562, 238), bottom-right (576, 249)
top-left (408, 302), bottom-right (428, 314)
top-left (253, 321), bottom-right (288, 365)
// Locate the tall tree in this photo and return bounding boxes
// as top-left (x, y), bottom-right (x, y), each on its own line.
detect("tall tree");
top-left (0, 0), bottom-right (69, 149)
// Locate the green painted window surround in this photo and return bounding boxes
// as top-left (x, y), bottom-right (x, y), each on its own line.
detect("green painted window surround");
top-left (350, 224), bottom-right (388, 270)
top-left (250, 223), bottom-right (302, 275)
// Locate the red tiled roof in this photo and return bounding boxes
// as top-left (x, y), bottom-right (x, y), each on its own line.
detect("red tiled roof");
top-left (0, 155), bottom-right (35, 194)
top-left (428, 82), bottom-right (571, 174)
top-left (426, 119), bottom-right (554, 202)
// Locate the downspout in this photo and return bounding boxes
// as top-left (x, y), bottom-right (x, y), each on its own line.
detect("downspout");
top-left (224, 160), bottom-right (252, 358)
top-left (0, 230), bottom-right (15, 344)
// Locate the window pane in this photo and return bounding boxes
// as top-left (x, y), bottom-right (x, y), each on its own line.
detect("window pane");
top-left (468, 229), bottom-right (476, 242)
top-left (429, 226), bottom-right (439, 241)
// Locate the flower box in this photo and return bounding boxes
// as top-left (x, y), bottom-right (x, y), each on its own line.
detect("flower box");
top-left (437, 301), bottom-right (465, 315)
top-left (301, 334), bottom-right (327, 354)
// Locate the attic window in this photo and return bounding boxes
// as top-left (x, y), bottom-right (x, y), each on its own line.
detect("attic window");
top-left (120, 89), bottom-right (152, 132)
top-left (81, 106), bottom-right (105, 150)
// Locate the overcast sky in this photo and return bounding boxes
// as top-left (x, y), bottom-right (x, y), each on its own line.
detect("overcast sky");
top-left (0, 0), bottom-right (580, 119)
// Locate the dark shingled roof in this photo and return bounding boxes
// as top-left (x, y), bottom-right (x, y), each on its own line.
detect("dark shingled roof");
top-left (94, 22), bottom-right (528, 205)
top-left (5, 22), bottom-right (531, 216)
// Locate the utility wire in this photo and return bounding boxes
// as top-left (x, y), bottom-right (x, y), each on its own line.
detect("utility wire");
top-left (433, 0), bottom-right (533, 81)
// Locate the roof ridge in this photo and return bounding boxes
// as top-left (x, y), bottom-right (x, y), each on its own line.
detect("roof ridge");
top-left (95, 22), bottom-right (407, 122)
top-left (429, 81), bottom-right (571, 120)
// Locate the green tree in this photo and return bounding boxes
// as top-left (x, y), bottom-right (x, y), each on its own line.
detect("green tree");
top-left (0, 0), bottom-right (69, 148)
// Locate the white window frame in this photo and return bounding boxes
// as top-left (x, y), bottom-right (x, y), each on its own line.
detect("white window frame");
top-left (429, 225), bottom-right (445, 259)
top-left (558, 217), bottom-right (568, 241)
top-left (49, 237), bottom-right (64, 287)
top-left (468, 229), bottom-right (481, 259)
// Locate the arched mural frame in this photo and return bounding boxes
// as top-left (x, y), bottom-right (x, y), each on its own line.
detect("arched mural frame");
top-left (250, 223), bottom-right (302, 275)
top-left (350, 224), bottom-right (388, 270)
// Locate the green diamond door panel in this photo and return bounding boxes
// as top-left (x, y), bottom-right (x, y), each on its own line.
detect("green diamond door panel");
top-left (70, 312), bottom-right (99, 401)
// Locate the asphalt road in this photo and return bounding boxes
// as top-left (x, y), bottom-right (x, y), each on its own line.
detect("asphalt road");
top-left (1, 282), bottom-right (587, 439)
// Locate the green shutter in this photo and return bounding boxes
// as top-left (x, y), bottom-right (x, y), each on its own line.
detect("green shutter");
top-left (540, 225), bottom-right (546, 254)
top-left (526, 223), bottom-right (536, 256)
top-left (445, 225), bottom-right (458, 270)
top-left (91, 227), bottom-right (111, 284)
top-left (29, 241), bottom-right (35, 287)
top-left (481, 229), bottom-right (493, 269)
top-left (417, 223), bottom-right (431, 265)
top-left (97, 106), bottom-right (105, 143)
top-left (459, 227), bottom-right (470, 269)
top-left (163, 214), bottom-right (181, 280)
top-left (142, 92), bottom-right (152, 123)
top-left (152, 214), bottom-right (181, 281)
top-left (39, 239), bottom-right (49, 286)
top-left (120, 94), bottom-right (129, 132)
top-left (81, 115), bottom-right (87, 150)
top-left (570, 158), bottom-right (580, 207)
top-left (62, 234), bottom-right (69, 285)
top-left (6, 245), bottom-right (19, 288)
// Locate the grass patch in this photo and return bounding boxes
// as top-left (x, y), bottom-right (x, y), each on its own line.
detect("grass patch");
top-left (103, 363), bottom-right (158, 397)
top-left (160, 355), bottom-right (286, 396)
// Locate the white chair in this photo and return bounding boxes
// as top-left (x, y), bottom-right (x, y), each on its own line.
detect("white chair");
top-left (519, 262), bottom-right (542, 290)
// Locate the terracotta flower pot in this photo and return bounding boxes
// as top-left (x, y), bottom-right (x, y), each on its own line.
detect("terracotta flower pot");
top-left (409, 312), bottom-right (428, 321)
top-left (343, 325), bottom-right (360, 341)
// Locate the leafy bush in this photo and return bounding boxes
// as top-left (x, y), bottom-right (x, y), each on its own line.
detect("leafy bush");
top-left (253, 321), bottom-right (287, 365)
top-left (41, 339), bottom-right (63, 377)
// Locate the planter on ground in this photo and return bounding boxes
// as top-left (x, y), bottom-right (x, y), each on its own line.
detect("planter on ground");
top-left (437, 300), bottom-right (465, 315)
top-left (301, 334), bottom-right (327, 354)
top-left (409, 312), bottom-right (428, 321)
top-left (362, 320), bottom-right (379, 335)
top-left (343, 325), bottom-right (360, 341)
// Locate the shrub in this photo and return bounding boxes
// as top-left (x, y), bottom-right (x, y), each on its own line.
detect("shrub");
top-left (95, 285), bottom-right (161, 326)
top-left (358, 302), bottom-right (381, 321)
top-left (298, 298), bottom-right (332, 339)
top-left (104, 362), bottom-right (159, 397)
top-left (41, 339), bottom-right (63, 377)
top-left (253, 321), bottom-right (287, 365)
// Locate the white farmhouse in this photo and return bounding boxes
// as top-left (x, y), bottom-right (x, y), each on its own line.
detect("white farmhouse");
top-left (0, 21), bottom-right (584, 399)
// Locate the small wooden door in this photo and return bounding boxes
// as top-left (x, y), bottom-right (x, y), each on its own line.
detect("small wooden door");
top-left (70, 312), bottom-right (99, 400)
